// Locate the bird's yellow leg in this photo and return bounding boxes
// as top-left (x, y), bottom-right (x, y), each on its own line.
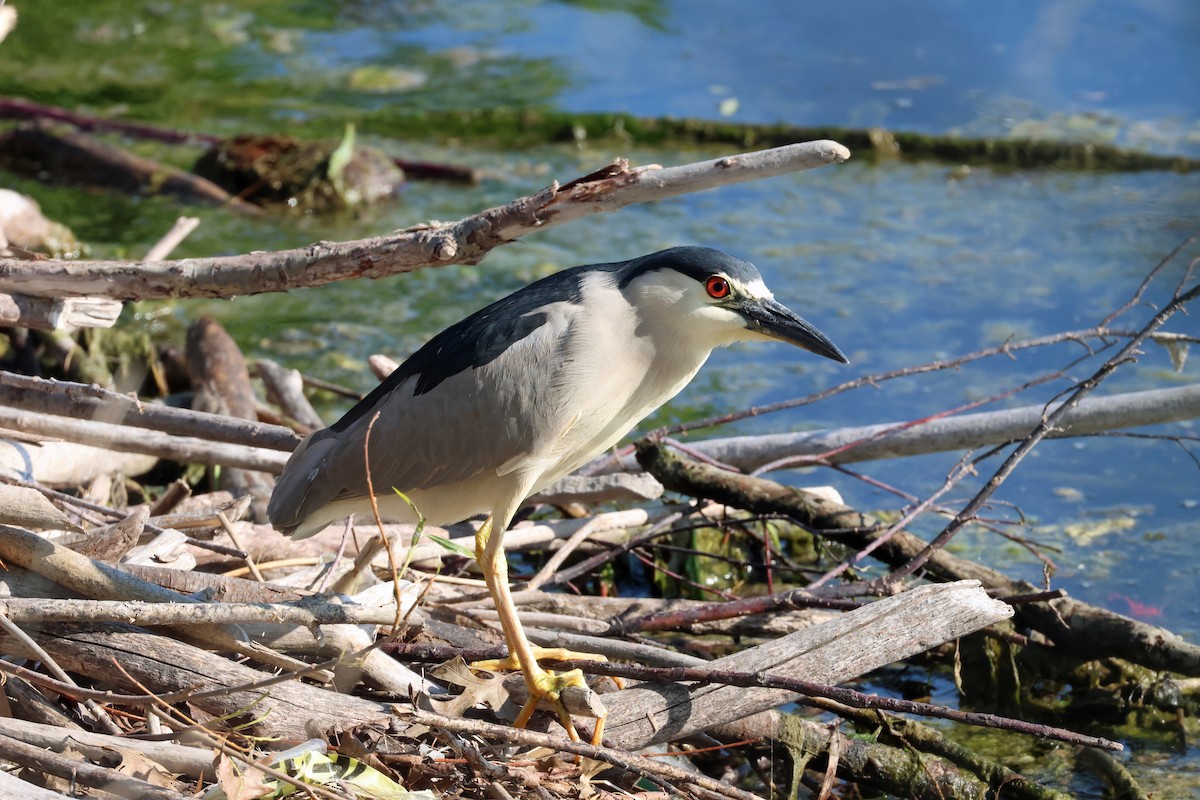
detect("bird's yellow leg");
top-left (471, 514), bottom-right (607, 744)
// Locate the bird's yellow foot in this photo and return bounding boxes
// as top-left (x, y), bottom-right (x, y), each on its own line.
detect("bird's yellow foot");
top-left (472, 648), bottom-right (609, 744)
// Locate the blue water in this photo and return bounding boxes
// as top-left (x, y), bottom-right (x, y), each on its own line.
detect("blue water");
top-left (5, 1), bottom-right (1199, 794)
top-left (373, 0), bottom-right (1200, 153)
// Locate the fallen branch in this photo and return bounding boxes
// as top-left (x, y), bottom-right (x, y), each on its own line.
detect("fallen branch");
top-left (0, 716), bottom-right (215, 781)
top-left (0, 293), bottom-right (122, 330)
top-left (635, 443), bottom-right (1200, 676)
top-left (0, 371), bottom-right (301, 450)
top-left (0, 596), bottom-right (414, 628)
top-left (0, 732), bottom-right (193, 800)
top-left (601, 383), bottom-right (1200, 473)
top-left (0, 140), bottom-right (850, 300)
top-left (1, 622), bottom-right (393, 741)
top-left (0, 404), bottom-right (289, 472)
top-left (597, 581), bottom-right (1012, 749)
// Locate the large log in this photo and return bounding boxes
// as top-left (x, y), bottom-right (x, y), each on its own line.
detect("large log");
top-left (599, 581), bottom-right (1011, 749)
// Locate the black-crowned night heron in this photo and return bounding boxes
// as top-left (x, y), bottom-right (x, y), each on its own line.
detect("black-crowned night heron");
top-left (268, 246), bottom-right (847, 740)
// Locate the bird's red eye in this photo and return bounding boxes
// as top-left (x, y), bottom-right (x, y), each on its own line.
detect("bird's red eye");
top-left (705, 276), bottom-right (731, 299)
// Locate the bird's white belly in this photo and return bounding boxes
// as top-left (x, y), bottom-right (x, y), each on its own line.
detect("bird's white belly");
top-left (527, 350), bottom-right (705, 491)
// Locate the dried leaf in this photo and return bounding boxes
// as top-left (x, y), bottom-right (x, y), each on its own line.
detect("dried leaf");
top-left (109, 746), bottom-right (181, 788)
top-left (1154, 335), bottom-right (1190, 372)
top-left (427, 656), bottom-right (512, 716)
top-left (212, 753), bottom-right (273, 800)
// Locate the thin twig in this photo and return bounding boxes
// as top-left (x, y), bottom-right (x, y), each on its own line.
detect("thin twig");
top-left (889, 278), bottom-right (1200, 582)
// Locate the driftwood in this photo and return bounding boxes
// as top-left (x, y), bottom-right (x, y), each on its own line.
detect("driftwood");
top-left (0, 760), bottom-right (77, 800)
top-left (0, 716), bottom-right (215, 781)
top-left (598, 581), bottom-right (1011, 749)
top-left (0, 406), bottom-right (289, 473)
top-left (0, 731), bottom-right (193, 800)
top-left (186, 317), bottom-right (274, 518)
top-left (0, 186), bottom-right (80, 257)
top-left (0, 370), bottom-right (301, 450)
top-left (636, 443), bottom-right (1200, 677)
top-left (0, 484), bottom-right (81, 531)
top-left (0, 622), bottom-right (394, 741)
top-left (0, 439), bottom-right (158, 486)
top-left (602, 383), bottom-right (1200, 473)
top-left (0, 293), bottom-right (121, 330)
top-left (0, 140), bottom-right (851, 300)
top-left (0, 525), bottom-right (313, 673)
top-left (256, 358), bottom-right (324, 431)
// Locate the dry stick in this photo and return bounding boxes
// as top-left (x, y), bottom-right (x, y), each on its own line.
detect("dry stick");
top-left (112, 662), bottom-right (353, 800)
top-left (383, 641), bottom-right (1115, 751)
top-left (0, 716), bottom-right (216, 781)
top-left (0, 370), bottom-right (301, 450)
top-left (0, 525), bottom-right (321, 677)
top-left (634, 444), bottom-right (1200, 676)
top-left (756, 364), bottom-right (1074, 475)
top-left (0, 611), bottom-right (122, 735)
top-left (0, 768), bottom-right (77, 800)
top-left (0, 732), bottom-right (195, 800)
top-left (398, 706), bottom-right (762, 800)
top-left (817, 721), bottom-right (839, 800)
top-left (0, 641), bottom-right (365, 708)
top-left (890, 279), bottom-right (1200, 583)
top-left (0, 140), bottom-right (851, 300)
top-left (0, 598), bottom-right (411, 627)
top-left (0, 403), bottom-right (291, 471)
top-left (520, 515), bottom-right (603, 591)
top-left (649, 325), bottom-right (1171, 440)
top-left (545, 660), bottom-right (1118, 751)
top-left (595, 582), bottom-right (1012, 750)
top-left (7, 623), bottom-right (392, 741)
top-left (217, 510), bottom-right (264, 581)
top-left (1099, 232), bottom-right (1199, 327)
top-left (603, 382), bottom-right (1200, 476)
top-left (612, 588), bottom-right (862, 635)
top-left (0, 293), bottom-right (122, 330)
top-left (143, 216), bottom-right (200, 262)
top-left (806, 450), bottom-right (977, 590)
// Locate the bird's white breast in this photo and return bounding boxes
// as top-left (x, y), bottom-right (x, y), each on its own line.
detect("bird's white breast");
top-left (519, 271), bottom-right (713, 487)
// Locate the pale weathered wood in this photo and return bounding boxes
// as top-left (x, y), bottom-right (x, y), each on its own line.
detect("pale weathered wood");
top-left (0, 438), bottom-right (158, 485)
top-left (0, 370), bottom-right (301, 450)
top-left (600, 581), bottom-right (1012, 749)
top-left (0, 623), bottom-right (393, 742)
top-left (0, 405), bottom-right (290, 472)
top-left (0, 484), bottom-right (81, 531)
top-left (0, 140), bottom-right (850, 300)
top-left (143, 216), bottom-right (200, 262)
top-left (257, 358), bottom-right (325, 430)
top-left (187, 317), bottom-right (274, 516)
top-left (509, 591), bottom-right (836, 639)
top-left (0, 716), bottom-right (216, 781)
top-left (0, 730), bottom-right (194, 800)
top-left (0, 767), bottom-right (79, 800)
top-left (0, 524), bottom-right (305, 673)
top-left (530, 473), bottom-right (663, 505)
top-left (0, 293), bottom-right (122, 329)
top-left (600, 383), bottom-right (1200, 473)
top-left (0, 596), bottom-right (422, 628)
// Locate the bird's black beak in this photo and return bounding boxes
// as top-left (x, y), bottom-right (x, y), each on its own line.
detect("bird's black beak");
top-left (739, 298), bottom-right (849, 364)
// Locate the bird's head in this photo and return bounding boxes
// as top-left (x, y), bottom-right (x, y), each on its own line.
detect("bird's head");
top-left (619, 246), bottom-right (848, 363)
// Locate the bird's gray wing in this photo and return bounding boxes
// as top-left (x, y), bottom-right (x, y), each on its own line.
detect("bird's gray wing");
top-left (268, 298), bottom-right (582, 532)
